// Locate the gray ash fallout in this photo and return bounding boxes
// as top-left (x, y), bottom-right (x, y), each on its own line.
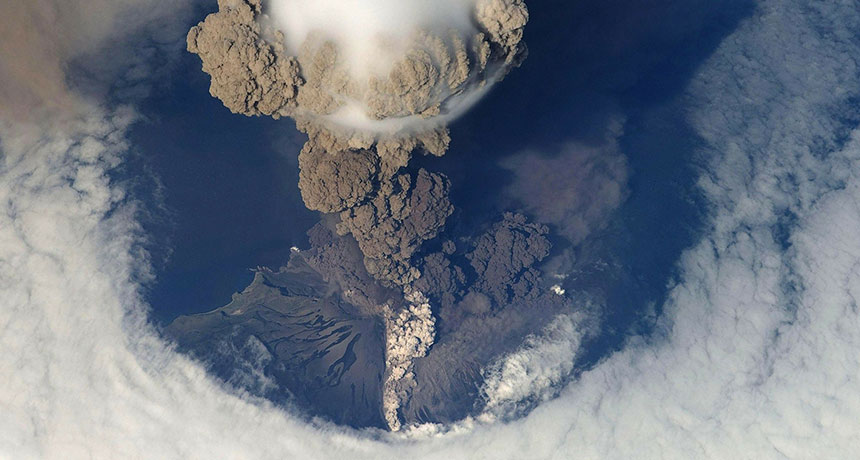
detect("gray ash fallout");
top-left (169, 0), bottom-right (587, 431)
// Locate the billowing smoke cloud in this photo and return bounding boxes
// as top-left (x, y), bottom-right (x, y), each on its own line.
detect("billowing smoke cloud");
top-left (186, 0), bottom-right (528, 288)
top-left (186, 0), bottom-right (528, 284)
top-left (184, 0), bottom-right (530, 427)
top-left (467, 213), bottom-right (551, 306)
top-left (5, 0), bottom-right (860, 458)
top-left (189, 0), bottom-right (527, 133)
top-left (337, 168), bottom-right (454, 286)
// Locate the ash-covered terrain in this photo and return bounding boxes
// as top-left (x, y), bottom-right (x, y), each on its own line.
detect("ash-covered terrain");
top-left (166, 255), bottom-right (388, 427)
top-left (167, 215), bottom-right (578, 428)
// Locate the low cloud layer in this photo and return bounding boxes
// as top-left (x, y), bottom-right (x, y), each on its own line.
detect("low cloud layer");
top-left (478, 313), bottom-right (588, 422)
top-left (3, 0), bottom-right (860, 458)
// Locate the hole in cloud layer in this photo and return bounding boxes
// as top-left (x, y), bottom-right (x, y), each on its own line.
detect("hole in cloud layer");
top-left (4, 0), bottom-right (860, 457)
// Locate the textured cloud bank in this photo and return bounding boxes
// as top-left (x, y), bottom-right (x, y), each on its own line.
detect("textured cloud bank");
top-left (4, 0), bottom-right (860, 458)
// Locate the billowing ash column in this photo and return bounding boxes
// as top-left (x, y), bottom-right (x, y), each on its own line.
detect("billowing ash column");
top-left (186, 0), bottom-right (528, 430)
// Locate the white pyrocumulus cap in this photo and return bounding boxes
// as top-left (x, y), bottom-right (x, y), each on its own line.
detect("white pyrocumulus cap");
top-left (188, 0), bottom-right (528, 135)
top-left (267, 0), bottom-right (477, 77)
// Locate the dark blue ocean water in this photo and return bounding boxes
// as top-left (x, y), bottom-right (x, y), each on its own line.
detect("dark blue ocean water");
top-left (132, 0), bottom-right (754, 369)
top-left (129, 62), bottom-right (318, 324)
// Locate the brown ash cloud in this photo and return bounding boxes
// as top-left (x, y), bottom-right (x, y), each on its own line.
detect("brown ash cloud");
top-left (185, 0), bottom-right (528, 288)
top-left (180, 0), bottom-right (564, 431)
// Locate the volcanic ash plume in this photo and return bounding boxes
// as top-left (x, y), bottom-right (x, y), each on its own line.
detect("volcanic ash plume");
top-left (188, 0), bottom-right (527, 133)
top-left (187, 0), bottom-right (528, 430)
top-left (188, 0), bottom-right (527, 286)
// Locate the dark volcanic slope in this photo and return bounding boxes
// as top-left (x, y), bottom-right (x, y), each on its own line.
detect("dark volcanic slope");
top-left (164, 215), bottom-right (580, 429)
top-left (165, 255), bottom-right (386, 428)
